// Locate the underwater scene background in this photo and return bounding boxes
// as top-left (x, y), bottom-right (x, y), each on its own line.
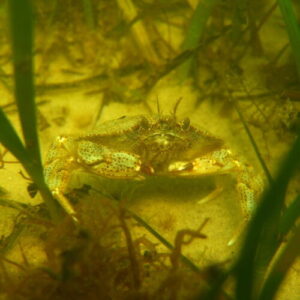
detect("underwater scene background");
top-left (0, 0), bottom-right (300, 299)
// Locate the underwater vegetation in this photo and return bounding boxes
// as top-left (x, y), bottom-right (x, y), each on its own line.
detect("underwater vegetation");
top-left (0, 0), bottom-right (300, 299)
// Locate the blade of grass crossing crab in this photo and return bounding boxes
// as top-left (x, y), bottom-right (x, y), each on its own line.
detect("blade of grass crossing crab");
top-left (234, 133), bottom-right (300, 300)
top-left (0, 109), bottom-right (62, 221)
top-left (0, 108), bottom-right (31, 165)
top-left (177, 0), bottom-right (219, 82)
top-left (258, 225), bottom-right (300, 300)
top-left (277, 0), bottom-right (300, 80)
top-left (8, 0), bottom-right (41, 168)
top-left (7, 0), bottom-right (63, 220)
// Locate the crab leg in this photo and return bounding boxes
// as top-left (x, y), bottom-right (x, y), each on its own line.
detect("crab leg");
top-left (44, 136), bottom-right (79, 222)
top-left (168, 149), bottom-right (263, 245)
top-left (44, 138), bottom-right (144, 221)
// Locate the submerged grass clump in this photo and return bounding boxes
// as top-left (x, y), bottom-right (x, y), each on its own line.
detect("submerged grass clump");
top-left (0, 194), bottom-right (207, 300)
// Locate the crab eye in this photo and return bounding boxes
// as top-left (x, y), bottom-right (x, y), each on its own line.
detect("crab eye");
top-left (182, 117), bottom-right (190, 130)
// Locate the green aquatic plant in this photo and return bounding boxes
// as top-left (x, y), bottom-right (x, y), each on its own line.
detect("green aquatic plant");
top-left (0, 0), bottom-right (62, 220)
top-left (233, 2), bottom-right (300, 298)
top-left (199, 1), bottom-right (300, 298)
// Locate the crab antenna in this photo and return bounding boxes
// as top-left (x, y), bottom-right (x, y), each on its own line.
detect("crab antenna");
top-left (173, 97), bottom-right (183, 118)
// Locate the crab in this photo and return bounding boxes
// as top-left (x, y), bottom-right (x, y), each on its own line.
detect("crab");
top-left (44, 111), bottom-right (262, 245)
